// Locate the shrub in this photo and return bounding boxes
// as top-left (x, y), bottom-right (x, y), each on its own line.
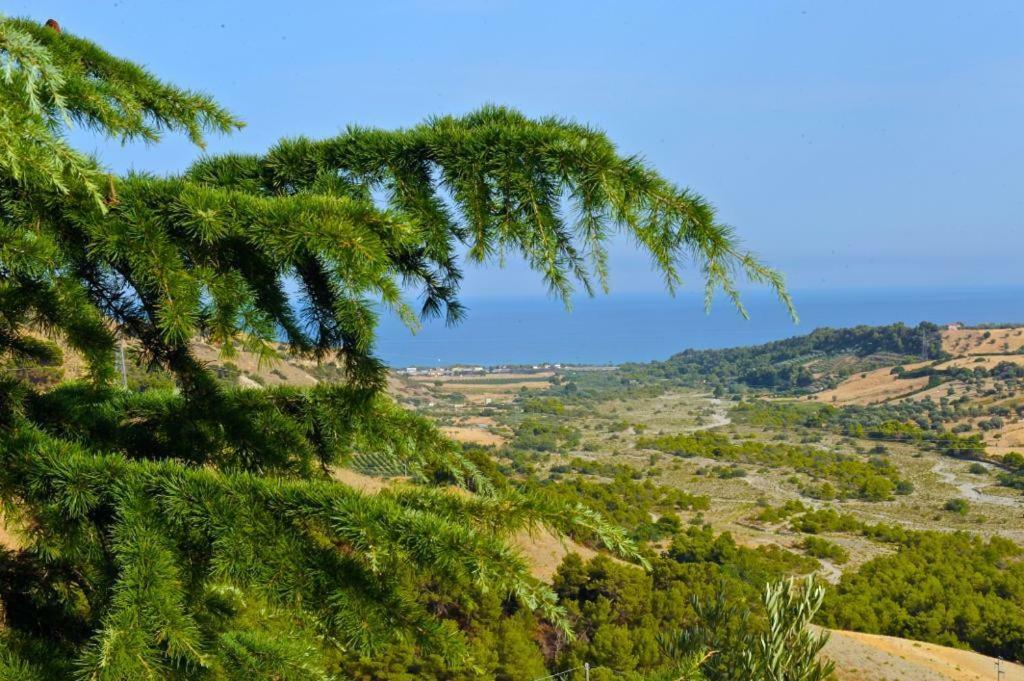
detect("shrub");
top-left (944, 498), bottom-right (970, 514)
top-left (800, 536), bottom-right (850, 564)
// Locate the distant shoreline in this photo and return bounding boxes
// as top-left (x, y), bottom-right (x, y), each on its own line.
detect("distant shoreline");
top-left (392, 319), bottom-right (1024, 372)
top-left (394, 363), bottom-right (619, 375)
top-left (378, 287), bottom-right (1024, 367)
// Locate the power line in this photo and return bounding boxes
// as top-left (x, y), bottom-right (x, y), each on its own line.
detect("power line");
top-left (533, 663), bottom-right (589, 681)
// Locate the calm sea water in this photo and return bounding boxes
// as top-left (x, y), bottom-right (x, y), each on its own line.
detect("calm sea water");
top-left (373, 287), bottom-right (1024, 367)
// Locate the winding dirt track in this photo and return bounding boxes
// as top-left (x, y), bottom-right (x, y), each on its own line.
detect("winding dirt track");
top-left (932, 460), bottom-right (1022, 508)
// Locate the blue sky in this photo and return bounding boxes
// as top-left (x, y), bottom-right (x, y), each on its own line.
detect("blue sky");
top-left (13, 1), bottom-right (1024, 296)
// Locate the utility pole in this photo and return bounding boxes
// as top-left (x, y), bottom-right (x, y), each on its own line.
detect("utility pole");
top-left (995, 659), bottom-right (1004, 681)
top-left (583, 663), bottom-right (589, 681)
top-left (118, 338), bottom-right (128, 390)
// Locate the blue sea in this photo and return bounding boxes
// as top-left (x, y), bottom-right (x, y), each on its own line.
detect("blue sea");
top-left (373, 287), bottom-right (1024, 368)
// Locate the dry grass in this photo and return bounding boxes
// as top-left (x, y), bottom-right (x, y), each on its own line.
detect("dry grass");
top-left (895, 379), bottom-right (978, 404)
top-left (986, 419), bottom-right (1024, 454)
top-left (811, 362), bottom-right (931, 406)
top-left (626, 402), bottom-right (1024, 569)
top-left (330, 467), bottom-right (395, 494)
top-left (936, 354), bottom-right (1024, 370)
top-left (942, 327), bottom-right (1024, 355)
top-left (441, 380), bottom-right (551, 392)
top-left (877, 352), bottom-right (1024, 449)
top-left (461, 416), bottom-right (499, 427)
top-left (191, 342), bottom-right (319, 387)
top-left (824, 628), bottom-right (1023, 680)
top-left (406, 371), bottom-right (555, 404)
top-left (440, 426), bottom-right (507, 447)
top-left (511, 527), bottom-right (599, 581)
top-left (0, 514), bottom-right (23, 552)
top-left (417, 372), bottom-right (555, 382)
top-left (809, 328), bottom-right (1024, 408)
top-left (407, 371), bottom-right (554, 386)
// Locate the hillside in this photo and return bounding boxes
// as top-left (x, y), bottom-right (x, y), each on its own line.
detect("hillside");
top-left (943, 326), bottom-right (1024, 355)
top-left (404, 321), bottom-right (1024, 673)
top-left (615, 322), bottom-right (946, 394)
top-left (807, 329), bottom-right (1024, 457)
top-left (823, 629), bottom-right (1024, 681)
top-left (590, 322), bottom-right (1024, 462)
top-left (13, 322), bottom-right (1024, 677)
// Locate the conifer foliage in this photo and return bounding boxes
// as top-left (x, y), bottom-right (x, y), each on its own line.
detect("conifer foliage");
top-left (0, 16), bottom-right (788, 679)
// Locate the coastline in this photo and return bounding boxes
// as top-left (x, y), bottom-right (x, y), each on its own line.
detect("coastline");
top-left (375, 286), bottom-right (1024, 368)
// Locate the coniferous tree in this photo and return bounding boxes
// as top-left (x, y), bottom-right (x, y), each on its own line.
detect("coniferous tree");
top-left (0, 16), bottom-right (791, 679)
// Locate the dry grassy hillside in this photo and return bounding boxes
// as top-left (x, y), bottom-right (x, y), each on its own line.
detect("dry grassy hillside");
top-left (807, 326), bottom-right (1024, 455)
top-left (823, 629), bottom-right (1024, 681)
top-left (811, 361), bottom-right (932, 405)
top-left (943, 327), bottom-right (1024, 355)
top-left (14, 325), bottom-right (1024, 677)
top-left (191, 341), bottom-right (319, 387)
top-left (11, 331), bottom-right (327, 390)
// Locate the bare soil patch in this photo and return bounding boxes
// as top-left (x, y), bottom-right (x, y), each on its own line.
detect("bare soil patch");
top-left (824, 628), bottom-right (1023, 681)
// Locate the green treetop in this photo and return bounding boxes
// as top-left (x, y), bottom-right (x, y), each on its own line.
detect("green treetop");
top-left (0, 15), bottom-right (790, 679)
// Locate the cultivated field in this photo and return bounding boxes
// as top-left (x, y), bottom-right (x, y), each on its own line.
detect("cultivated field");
top-left (403, 371), bottom-right (555, 404)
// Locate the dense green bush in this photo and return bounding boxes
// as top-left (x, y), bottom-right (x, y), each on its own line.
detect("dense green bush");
top-left (552, 529), bottom-right (819, 679)
top-left (943, 497), bottom-right (970, 514)
top-left (820, 533), bottom-right (1024, 660)
top-left (525, 473), bottom-right (709, 546)
top-left (800, 537), bottom-right (849, 564)
top-left (511, 418), bottom-right (582, 452)
top-left (521, 397), bottom-right (567, 415)
top-left (733, 400), bottom-right (989, 460)
top-left (638, 430), bottom-right (908, 501)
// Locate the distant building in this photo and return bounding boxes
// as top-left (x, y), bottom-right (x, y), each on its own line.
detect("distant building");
top-left (448, 365), bottom-right (485, 376)
top-left (947, 323), bottom-right (961, 331)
